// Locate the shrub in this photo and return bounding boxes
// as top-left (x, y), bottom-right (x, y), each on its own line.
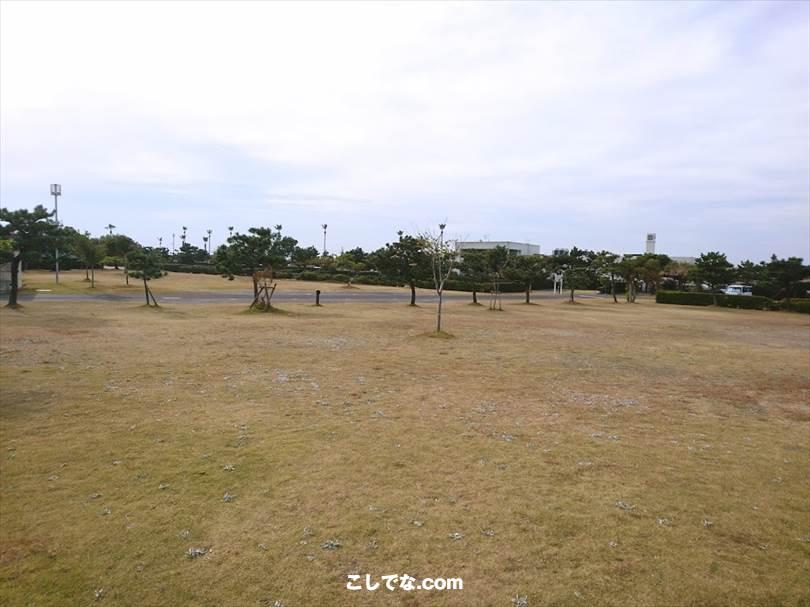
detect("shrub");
top-left (163, 263), bottom-right (220, 275)
top-left (412, 279), bottom-right (525, 293)
top-left (717, 294), bottom-right (774, 310)
top-left (354, 275), bottom-right (384, 286)
top-left (655, 291), bottom-right (715, 306)
top-left (782, 298), bottom-right (810, 314)
top-left (656, 291), bottom-right (792, 312)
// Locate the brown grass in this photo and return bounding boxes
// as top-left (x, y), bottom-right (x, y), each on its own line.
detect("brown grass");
top-left (19, 269), bottom-right (416, 297)
top-left (1, 293), bottom-right (809, 606)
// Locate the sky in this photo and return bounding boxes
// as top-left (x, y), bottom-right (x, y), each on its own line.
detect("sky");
top-left (1, 0), bottom-right (808, 263)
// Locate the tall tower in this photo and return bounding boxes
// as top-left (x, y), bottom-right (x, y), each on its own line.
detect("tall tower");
top-left (646, 233), bottom-right (656, 254)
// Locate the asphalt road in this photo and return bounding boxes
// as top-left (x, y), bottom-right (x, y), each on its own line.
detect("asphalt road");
top-left (17, 289), bottom-right (609, 305)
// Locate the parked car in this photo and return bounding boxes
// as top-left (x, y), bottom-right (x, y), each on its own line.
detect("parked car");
top-left (723, 284), bottom-right (753, 296)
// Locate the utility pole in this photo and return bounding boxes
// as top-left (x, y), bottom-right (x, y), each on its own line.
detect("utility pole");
top-left (322, 223), bottom-right (328, 256)
top-left (50, 184), bottom-right (61, 284)
top-left (206, 228), bottom-right (213, 254)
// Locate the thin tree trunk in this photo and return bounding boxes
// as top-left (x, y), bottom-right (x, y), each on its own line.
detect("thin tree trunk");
top-left (611, 275), bottom-right (617, 303)
top-left (143, 277), bottom-right (150, 305)
top-left (569, 287), bottom-right (575, 303)
top-left (91, 267), bottom-right (95, 288)
top-left (472, 286), bottom-right (477, 304)
top-left (6, 254), bottom-right (21, 307)
top-left (436, 292), bottom-right (443, 332)
top-left (525, 288), bottom-right (530, 304)
top-left (85, 266), bottom-right (89, 281)
top-left (409, 281), bottom-right (416, 306)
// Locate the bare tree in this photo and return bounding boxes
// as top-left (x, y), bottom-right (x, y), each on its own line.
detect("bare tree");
top-left (421, 223), bottom-right (456, 334)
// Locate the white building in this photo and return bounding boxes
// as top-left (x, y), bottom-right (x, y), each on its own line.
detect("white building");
top-left (646, 233), bottom-right (656, 254)
top-left (456, 241), bottom-right (540, 256)
top-left (639, 234), bottom-right (695, 264)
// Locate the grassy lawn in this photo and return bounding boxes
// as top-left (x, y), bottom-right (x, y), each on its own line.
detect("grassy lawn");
top-left (0, 292), bottom-right (808, 606)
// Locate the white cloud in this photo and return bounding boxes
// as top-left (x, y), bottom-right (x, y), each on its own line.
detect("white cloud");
top-left (1, 0), bottom-right (808, 260)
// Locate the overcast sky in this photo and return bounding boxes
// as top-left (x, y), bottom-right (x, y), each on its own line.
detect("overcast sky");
top-left (1, 0), bottom-right (808, 262)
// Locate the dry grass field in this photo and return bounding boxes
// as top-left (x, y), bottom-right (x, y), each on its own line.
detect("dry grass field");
top-left (1, 285), bottom-right (809, 606)
top-left (19, 269), bottom-right (388, 297)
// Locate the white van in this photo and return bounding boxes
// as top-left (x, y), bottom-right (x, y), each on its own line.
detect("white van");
top-left (723, 284), bottom-right (753, 296)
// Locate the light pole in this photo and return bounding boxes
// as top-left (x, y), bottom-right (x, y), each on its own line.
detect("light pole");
top-left (50, 184), bottom-right (61, 284)
top-left (438, 222), bottom-right (446, 277)
top-left (206, 229), bottom-right (213, 254)
top-left (322, 224), bottom-right (328, 256)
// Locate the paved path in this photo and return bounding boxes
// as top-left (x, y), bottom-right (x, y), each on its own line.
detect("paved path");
top-left (17, 289), bottom-right (610, 305)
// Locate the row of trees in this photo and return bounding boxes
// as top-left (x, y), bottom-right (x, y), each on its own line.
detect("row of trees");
top-left (208, 225), bottom-right (809, 308)
top-left (0, 206), bottom-right (164, 306)
top-left (2, 205), bottom-right (808, 315)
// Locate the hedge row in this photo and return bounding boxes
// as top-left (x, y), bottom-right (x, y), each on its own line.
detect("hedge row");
top-left (414, 278), bottom-right (531, 293)
top-left (656, 290), bottom-right (809, 313)
top-left (163, 263), bottom-right (221, 275)
top-left (782, 298), bottom-right (810, 314)
top-left (718, 294), bottom-right (778, 310)
top-left (297, 272), bottom-right (540, 293)
top-left (655, 290), bottom-right (776, 309)
top-left (655, 291), bottom-right (715, 306)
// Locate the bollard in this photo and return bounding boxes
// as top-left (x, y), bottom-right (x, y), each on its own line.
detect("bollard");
top-left (315, 289), bottom-right (321, 306)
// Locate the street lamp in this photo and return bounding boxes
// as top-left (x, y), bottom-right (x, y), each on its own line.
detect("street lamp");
top-left (50, 184), bottom-right (61, 284)
top-left (322, 223), bottom-right (328, 256)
